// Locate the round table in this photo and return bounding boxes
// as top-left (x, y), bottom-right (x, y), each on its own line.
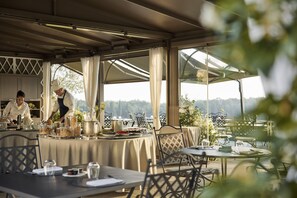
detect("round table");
top-left (181, 146), bottom-right (271, 178)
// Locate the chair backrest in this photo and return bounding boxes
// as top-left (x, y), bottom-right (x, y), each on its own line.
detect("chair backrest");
top-left (104, 112), bottom-right (112, 128)
top-left (230, 120), bottom-right (256, 137)
top-left (140, 152), bottom-right (206, 198)
top-left (0, 134), bottom-right (41, 174)
top-left (135, 112), bottom-right (147, 128)
top-left (153, 125), bottom-right (187, 167)
top-left (210, 112), bottom-right (227, 127)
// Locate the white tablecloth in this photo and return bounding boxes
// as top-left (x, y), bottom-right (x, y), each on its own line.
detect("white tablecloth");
top-left (182, 127), bottom-right (202, 147)
top-left (39, 135), bottom-right (156, 172)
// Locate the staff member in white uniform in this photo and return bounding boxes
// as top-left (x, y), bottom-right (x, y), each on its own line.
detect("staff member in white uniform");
top-left (3, 90), bottom-right (31, 124)
top-left (48, 79), bottom-right (75, 123)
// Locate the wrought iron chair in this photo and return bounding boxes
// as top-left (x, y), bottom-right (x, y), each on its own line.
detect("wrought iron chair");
top-left (0, 134), bottom-right (42, 174)
top-left (153, 125), bottom-right (187, 173)
top-left (230, 158), bottom-right (282, 181)
top-left (230, 120), bottom-right (257, 147)
top-left (0, 134), bottom-right (42, 198)
top-left (129, 113), bottom-right (136, 127)
top-left (135, 112), bottom-right (148, 128)
top-left (153, 125), bottom-right (219, 186)
top-left (104, 112), bottom-right (112, 128)
top-left (137, 151), bottom-right (207, 198)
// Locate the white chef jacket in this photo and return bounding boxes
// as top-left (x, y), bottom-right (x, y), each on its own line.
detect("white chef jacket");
top-left (3, 100), bottom-right (31, 121)
top-left (52, 90), bottom-right (75, 117)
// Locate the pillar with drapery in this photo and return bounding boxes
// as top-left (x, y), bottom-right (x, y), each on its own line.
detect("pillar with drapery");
top-left (42, 61), bottom-right (51, 120)
top-left (149, 47), bottom-right (164, 130)
top-left (81, 56), bottom-right (100, 121)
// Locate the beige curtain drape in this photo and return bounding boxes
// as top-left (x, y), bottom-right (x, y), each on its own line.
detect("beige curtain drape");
top-left (149, 47), bottom-right (164, 129)
top-left (81, 56), bottom-right (100, 121)
top-left (42, 61), bottom-right (51, 120)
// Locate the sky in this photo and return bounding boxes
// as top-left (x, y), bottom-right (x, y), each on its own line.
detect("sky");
top-left (101, 76), bottom-right (265, 103)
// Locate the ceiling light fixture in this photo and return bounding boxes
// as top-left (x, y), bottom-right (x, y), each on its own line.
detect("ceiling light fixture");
top-left (44, 23), bottom-right (153, 39)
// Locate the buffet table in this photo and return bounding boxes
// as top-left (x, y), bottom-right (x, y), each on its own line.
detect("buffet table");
top-left (39, 135), bottom-right (156, 173)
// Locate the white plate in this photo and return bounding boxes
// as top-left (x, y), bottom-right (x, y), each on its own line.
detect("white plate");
top-left (102, 133), bottom-right (115, 137)
top-left (62, 171), bottom-right (87, 178)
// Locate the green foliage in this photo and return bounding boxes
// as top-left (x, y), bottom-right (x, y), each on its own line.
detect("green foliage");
top-left (74, 110), bottom-right (83, 123)
top-left (179, 95), bottom-right (217, 145)
top-left (198, 0), bottom-right (297, 196)
top-left (51, 110), bottom-right (83, 123)
top-left (51, 111), bottom-right (60, 123)
top-left (179, 96), bottom-right (202, 126)
top-left (76, 98), bottom-right (262, 119)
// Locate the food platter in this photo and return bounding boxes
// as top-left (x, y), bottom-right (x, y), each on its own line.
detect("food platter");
top-left (49, 135), bottom-right (82, 139)
top-left (62, 171), bottom-right (87, 178)
top-left (98, 133), bottom-right (142, 139)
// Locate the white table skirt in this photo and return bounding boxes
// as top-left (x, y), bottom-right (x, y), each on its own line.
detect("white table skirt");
top-left (39, 135), bottom-right (156, 172)
top-left (182, 127), bottom-right (202, 147)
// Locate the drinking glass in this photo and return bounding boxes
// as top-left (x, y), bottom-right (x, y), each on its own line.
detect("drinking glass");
top-left (236, 140), bottom-right (244, 147)
top-left (43, 159), bottom-right (56, 176)
top-left (87, 162), bottom-right (100, 180)
top-left (201, 139), bottom-right (210, 149)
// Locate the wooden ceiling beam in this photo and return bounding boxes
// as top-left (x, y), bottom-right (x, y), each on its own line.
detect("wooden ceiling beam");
top-left (0, 7), bottom-right (172, 39)
top-left (125, 0), bottom-right (204, 28)
top-left (0, 21), bottom-right (96, 49)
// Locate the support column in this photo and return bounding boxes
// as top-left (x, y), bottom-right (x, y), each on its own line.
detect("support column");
top-left (97, 61), bottom-right (104, 124)
top-left (238, 79), bottom-right (245, 119)
top-left (166, 46), bottom-right (180, 126)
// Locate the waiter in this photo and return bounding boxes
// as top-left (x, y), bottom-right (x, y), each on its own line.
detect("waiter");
top-left (48, 79), bottom-right (74, 123)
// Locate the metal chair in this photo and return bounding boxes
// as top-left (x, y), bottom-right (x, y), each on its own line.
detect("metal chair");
top-left (134, 112), bottom-right (147, 128)
top-left (104, 112), bottom-right (112, 128)
top-left (137, 152), bottom-right (206, 198)
top-left (0, 134), bottom-right (42, 174)
top-left (230, 120), bottom-right (257, 147)
top-left (153, 125), bottom-right (187, 173)
top-left (153, 125), bottom-right (219, 185)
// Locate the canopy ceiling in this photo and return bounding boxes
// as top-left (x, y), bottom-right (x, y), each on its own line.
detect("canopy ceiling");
top-left (0, 0), bottom-right (253, 84)
top-left (0, 0), bottom-right (218, 63)
top-left (62, 47), bottom-right (254, 85)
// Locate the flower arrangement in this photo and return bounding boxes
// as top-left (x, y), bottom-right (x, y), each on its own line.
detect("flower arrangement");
top-left (179, 96), bottom-right (217, 145)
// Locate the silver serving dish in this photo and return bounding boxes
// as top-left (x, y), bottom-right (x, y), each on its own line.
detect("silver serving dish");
top-left (0, 122), bottom-right (7, 130)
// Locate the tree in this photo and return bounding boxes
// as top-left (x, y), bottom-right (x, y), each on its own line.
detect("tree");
top-left (51, 64), bottom-right (84, 95)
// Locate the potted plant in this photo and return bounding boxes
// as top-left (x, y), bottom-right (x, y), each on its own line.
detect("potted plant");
top-left (179, 96), bottom-right (217, 145)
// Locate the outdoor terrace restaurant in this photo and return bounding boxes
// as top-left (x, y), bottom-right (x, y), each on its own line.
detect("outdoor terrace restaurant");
top-left (0, 1), bottom-right (295, 198)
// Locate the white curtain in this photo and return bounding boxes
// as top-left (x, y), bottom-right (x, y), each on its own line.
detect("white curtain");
top-left (81, 56), bottom-right (100, 121)
top-left (42, 62), bottom-right (51, 120)
top-left (149, 47), bottom-right (164, 129)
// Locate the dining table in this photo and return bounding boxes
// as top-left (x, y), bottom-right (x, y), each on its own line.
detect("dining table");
top-left (181, 146), bottom-right (271, 178)
top-left (39, 134), bottom-right (156, 173)
top-left (0, 165), bottom-right (145, 198)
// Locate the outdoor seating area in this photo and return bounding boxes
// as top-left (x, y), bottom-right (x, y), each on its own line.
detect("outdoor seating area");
top-left (0, 119), bottom-right (285, 198)
top-left (0, 0), bottom-right (295, 198)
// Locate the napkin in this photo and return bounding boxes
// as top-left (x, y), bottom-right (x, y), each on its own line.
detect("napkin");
top-left (86, 178), bottom-right (124, 187)
top-left (32, 166), bottom-right (63, 175)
